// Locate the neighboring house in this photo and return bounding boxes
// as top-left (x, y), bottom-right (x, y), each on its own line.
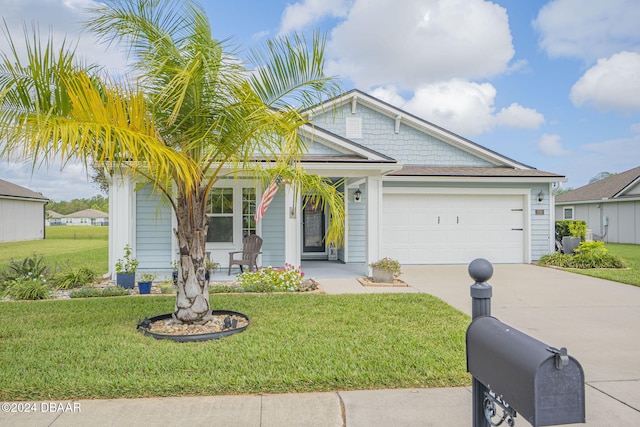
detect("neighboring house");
top-left (46, 210), bottom-right (64, 226)
top-left (555, 166), bottom-right (640, 244)
top-left (0, 178), bottom-right (49, 243)
top-left (64, 209), bottom-right (109, 226)
top-left (109, 90), bottom-right (566, 277)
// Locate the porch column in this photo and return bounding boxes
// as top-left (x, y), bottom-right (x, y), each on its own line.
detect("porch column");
top-left (284, 184), bottom-right (301, 266)
top-left (365, 176), bottom-right (383, 272)
top-left (108, 172), bottom-right (136, 278)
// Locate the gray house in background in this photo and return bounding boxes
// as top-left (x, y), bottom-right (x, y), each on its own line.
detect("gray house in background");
top-left (555, 166), bottom-right (640, 244)
top-left (0, 179), bottom-right (49, 243)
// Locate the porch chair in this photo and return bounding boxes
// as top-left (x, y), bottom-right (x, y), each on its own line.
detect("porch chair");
top-left (228, 234), bottom-right (263, 275)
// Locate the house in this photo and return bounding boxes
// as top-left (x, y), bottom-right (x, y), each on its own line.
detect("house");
top-left (64, 209), bottom-right (109, 226)
top-left (108, 90), bottom-right (566, 277)
top-left (555, 166), bottom-right (640, 244)
top-left (46, 210), bottom-right (64, 226)
top-left (0, 178), bottom-right (49, 243)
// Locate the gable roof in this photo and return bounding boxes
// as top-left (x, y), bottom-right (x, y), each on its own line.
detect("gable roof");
top-left (556, 166), bottom-right (640, 203)
top-left (0, 179), bottom-right (48, 201)
top-left (65, 208), bottom-right (109, 219)
top-left (305, 89), bottom-right (535, 170)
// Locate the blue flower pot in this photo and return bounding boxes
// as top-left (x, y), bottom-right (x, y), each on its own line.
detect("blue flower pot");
top-left (117, 273), bottom-right (135, 289)
top-left (138, 281), bottom-right (152, 294)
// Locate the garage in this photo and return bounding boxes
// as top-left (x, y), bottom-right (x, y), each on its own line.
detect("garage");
top-left (381, 192), bottom-right (526, 264)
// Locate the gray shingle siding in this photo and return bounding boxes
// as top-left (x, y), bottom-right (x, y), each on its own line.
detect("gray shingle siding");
top-left (312, 103), bottom-right (494, 167)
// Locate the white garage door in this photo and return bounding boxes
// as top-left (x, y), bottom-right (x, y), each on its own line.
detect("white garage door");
top-left (382, 193), bottom-right (525, 264)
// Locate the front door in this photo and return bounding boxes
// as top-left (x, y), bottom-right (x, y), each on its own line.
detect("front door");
top-left (303, 198), bottom-right (325, 253)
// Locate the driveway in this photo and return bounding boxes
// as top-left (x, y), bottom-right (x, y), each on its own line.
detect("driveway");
top-left (317, 262), bottom-right (640, 426)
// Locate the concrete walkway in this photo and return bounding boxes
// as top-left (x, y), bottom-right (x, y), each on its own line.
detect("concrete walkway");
top-left (2, 264), bottom-right (639, 426)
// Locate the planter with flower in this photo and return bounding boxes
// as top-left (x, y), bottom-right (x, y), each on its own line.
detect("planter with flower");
top-left (115, 245), bottom-right (138, 289)
top-left (369, 257), bottom-right (401, 283)
top-left (137, 273), bottom-right (156, 294)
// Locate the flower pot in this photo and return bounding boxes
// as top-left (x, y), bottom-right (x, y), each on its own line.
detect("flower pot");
top-left (372, 267), bottom-right (393, 283)
top-left (138, 281), bottom-right (152, 294)
top-left (117, 273), bottom-right (135, 289)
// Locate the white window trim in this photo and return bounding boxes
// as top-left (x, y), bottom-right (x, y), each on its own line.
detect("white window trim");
top-left (207, 179), bottom-right (256, 250)
top-left (563, 206), bottom-right (574, 220)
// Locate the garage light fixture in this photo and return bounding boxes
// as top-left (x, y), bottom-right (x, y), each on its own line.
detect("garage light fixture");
top-left (537, 191), bottom-right (544, 203)
top-left (354, 189), bottom-right (362, 202)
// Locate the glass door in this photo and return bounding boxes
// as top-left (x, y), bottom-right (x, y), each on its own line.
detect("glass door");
top-left (303, 198), bottom-right (325, 253)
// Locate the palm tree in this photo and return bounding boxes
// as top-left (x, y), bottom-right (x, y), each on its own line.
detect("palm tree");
top-left (0, 0), bottom-right (344, 324)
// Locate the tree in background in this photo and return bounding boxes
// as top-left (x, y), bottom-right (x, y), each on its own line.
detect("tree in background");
top-left (48, 195), bottom-right (109, 214)
top-left (589, 171), bottom-right (615, 183)
top-left (0, 0), bottom-right (343, 324)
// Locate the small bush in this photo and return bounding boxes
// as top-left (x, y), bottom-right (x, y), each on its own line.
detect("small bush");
top-left (1, 253), bottom-right (48, 283)
top-left (53, 267), bottom-right (96, 289)
top-left (4, 276), bottom-right (51, 300)
top-left (539, 242), bottom-right (627, 269)
top-left (236, 264), bottom-right (304, 292)
top-left (70, 286), bottom-right (130, 298)
top-left (555, 220), bottom-right (587, 242)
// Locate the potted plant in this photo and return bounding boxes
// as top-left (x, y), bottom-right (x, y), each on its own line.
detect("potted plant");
top-left (115, 244), bottom-right (138, 289)
top-left (369, 257), bottom-right (402, 283)
top-left (205, 258), bottom-right (220, 283)
top-left (137, 272), bottom-right (156, 295)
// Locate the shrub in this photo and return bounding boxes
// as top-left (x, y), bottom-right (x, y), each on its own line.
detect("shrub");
top-left (236, 264), bottom-right (304, 292)
top-left (539, 242), bottom-right (627, 269)
top-left (70, 286), bottom-right (130, 298)
top-left (53, 267), bottom-right (96, 289)
top-left (115, 244), bottom-right (138, 274)
top-left (1, 253), bottom-right (48, 283)
top-left (4, 275), bottom-right (51, 300)
top-left (555, 220), bottom-right (587, 242)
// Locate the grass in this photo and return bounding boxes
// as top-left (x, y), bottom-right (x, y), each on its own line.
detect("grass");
top-left (0, 226), bottom-right (108, 275)
top-left (563, 243), bottom-right (640, 287)
top-left (0, 293), bottom-right (470, 401)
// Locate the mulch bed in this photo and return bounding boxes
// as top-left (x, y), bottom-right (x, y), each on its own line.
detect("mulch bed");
top-left (356, 276), bottom-right (408, 287)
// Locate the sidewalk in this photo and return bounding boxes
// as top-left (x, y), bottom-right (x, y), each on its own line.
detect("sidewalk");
top-left (2, 264), bottom-right (640, 426)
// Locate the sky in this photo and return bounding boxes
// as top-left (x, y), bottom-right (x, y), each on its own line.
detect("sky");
top-left (1, 0), bottom-right (640, 201)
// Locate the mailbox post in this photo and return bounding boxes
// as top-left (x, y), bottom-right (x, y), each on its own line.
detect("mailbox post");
top-left (467, 259), bottom-right (585, 427)
top-left (469, 258), bottom-right (494, 427)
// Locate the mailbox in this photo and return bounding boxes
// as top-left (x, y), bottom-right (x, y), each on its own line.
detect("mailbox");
top-left (467, 316), bottom-right (585, 427)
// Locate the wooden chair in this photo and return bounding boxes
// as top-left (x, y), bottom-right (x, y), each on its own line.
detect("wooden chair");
top-left (228, 234), bottom-right (263, 275)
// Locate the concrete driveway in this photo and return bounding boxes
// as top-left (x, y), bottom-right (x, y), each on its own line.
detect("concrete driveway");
top-left (319, 263), bottom-right (640, 426)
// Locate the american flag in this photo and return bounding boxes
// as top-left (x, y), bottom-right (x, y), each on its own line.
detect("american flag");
top-left (254, 176), bottom-right (282, 222)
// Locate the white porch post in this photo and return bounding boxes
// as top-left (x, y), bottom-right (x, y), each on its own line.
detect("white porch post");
top-left (108, 173), bottom-right (136, 279)
top-left (284, 184), bottom-right (301, 266)
top-left (365, 176), bottom-right (383, 273)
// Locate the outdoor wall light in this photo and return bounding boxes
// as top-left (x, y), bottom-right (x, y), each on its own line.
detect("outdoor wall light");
top-left (537, 191), bottom-right (544, 203)
top-left (354, 189), bottom-right (362, 202)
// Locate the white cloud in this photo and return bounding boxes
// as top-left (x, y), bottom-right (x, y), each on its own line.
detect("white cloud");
top-left (533, 0), bottom-right (640, 62)
top-left (370, 80), bottom-right (544, 136)
top-left (278, 0), bottom-right (352, 35)
top-left (496, 103), bottom-right (545, 129)
top-left (536, 134), bottom-right (571, 157)
top-left (325, 0), bottom-right (514, 90)
top-left (0, 159), bottom-right (99, 201)
top-left (570, 51), bottom-right (640, 112)
top-left (556, 134), bottom-right (640, 187)
top-left (0, 0), bottom-right (128, 74)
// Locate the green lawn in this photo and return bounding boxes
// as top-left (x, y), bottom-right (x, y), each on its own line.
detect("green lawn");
top-left (0, 293), bottom-right (470, 400)
top-left (0, 226), bottom-right (108, 275)
top-left (565, 243), bottom-right (640, 287)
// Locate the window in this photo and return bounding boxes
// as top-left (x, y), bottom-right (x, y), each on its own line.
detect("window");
top-left (563, 207), bottom-right (574, 220)
top-left (206, 188), bottom-right (233, 242)
top-left (242, 188), bottom-right (256, 237)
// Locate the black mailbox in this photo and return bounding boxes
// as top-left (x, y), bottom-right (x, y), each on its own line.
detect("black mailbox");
top-left (467, 316), bottom-right (585, 427)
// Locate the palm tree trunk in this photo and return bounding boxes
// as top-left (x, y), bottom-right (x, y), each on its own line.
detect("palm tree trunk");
top-left (173, 187), bottom-right (211, 323)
